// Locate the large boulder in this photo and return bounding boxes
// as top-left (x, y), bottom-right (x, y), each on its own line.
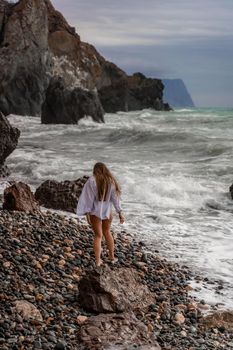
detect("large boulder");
top-left (98, 72), bottom-right (171, 113)
top-left (79, 266), bottom-right (155, 314)
top-left (3, 182), bottom-right (39, 212)
top-left (0, 112), bottom-right (20, 176)
top-left (79, 313), bottom-right (161, 350)
top-left (0, 0), bottom-right (51, 116)
top-left (41, 77), bottom-right (104, 124)
top-left (35, 176), bottom-right (88, 212)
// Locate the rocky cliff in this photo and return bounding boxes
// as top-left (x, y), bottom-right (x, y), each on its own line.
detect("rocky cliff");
top-left (0, 0), bottom-right (170, 123)
top-left (163, 79), bottom-right (195, 108)
top-left (0, 0), bottom-right (51, 116)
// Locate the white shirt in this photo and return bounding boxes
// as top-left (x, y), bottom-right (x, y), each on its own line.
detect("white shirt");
top-left (76, 176), bottom-right (122, 220)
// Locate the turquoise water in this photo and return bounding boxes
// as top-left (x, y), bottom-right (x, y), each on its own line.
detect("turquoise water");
top-left (4, 107), bottom-right (233, 308)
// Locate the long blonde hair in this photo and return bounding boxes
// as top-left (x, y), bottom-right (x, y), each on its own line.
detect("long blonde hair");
top-left (93, 162), bottom-right (121, 201)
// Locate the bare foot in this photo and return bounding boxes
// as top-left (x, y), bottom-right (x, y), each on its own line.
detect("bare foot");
top-left (96, 259), bottom-right (103, 267)
top-left (109, 258), bottom-right (118, 265)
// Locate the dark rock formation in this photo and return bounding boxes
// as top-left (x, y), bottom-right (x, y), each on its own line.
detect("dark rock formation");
top-left (99, 72), bottom-right (171, 113)
top-left (79, 265), bottom-right (154, 313)
top-left (0, 165), bottom-right (10, 177)
top-left (0, 111), bottom-right (20, 176)
top-left (0, 0), bottom-right (170, 122)
top-left (3, 182), bottom-right (39, 212)
top-left (0, 0), bottom-right (52, 116)
top-left (229, 183), bottom-right (233, 199)
top-left (162, 79), bottom-right (195, 108)
top-left (41, 77), bottom-right (104, 124)
top-left (80, 312), bottom-right (161, 350)
top-left (35, 176), bottom-right (88, 212)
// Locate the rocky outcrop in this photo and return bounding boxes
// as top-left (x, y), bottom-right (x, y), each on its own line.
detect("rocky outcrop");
top-left (0, 0), bottom-right (170, 123)
top-left (41, 77), bottom-right (104, 124)
top-left (0, 111), bottom-right (20, 176)
top-left (35, 176), bottom-right (88, 212)
top-left (0, 0), bottom-right (52, 116)
top-left (3, 182), bottom-right (39, 212)
top-left (79, 265), bottom-right (154, 313)
top-left (99, 72), bottom-right (171, 113)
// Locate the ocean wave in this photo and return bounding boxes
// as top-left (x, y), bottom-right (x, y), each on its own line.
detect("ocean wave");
top-left (104, 127), bottom-right (205, 145)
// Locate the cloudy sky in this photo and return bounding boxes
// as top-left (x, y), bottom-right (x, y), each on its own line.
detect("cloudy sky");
top-left (52, 0), bottom-right (233, 107)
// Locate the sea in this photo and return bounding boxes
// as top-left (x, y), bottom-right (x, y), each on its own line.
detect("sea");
top-left (2, 107), bottom-right (233, 309)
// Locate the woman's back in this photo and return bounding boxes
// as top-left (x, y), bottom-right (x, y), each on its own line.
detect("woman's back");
top-left (76, 175), bottom-right (121, 220)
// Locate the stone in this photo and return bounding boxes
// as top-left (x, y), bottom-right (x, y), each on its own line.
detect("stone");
top-left (79, 312), bottom-right (161, 350)
top-left (76, 315), bottom-right (88, 324)
top-left (201, 311), bottom-right (233, 332)
top-left (14, 300), bottom-right (43, 322)
top-left (79, 265), bottom-right (155, 313)
top-left (0, 112), bottom-right (20, 176)
top-left (3, 182), bottom-right (39, 212)
top-left (54, 342), bottom-right (67, 350)
top-left (174, 312), bottom-right (185, 325)
top-left (41, 77), bottom-right (104, 124)
top-left (35, 176), bottom-right (88, 212)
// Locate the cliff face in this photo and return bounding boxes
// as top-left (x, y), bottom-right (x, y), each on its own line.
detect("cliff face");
top-left (0, 0), bottom-right (170, 123)
top-left (162, 79), bottom-right (195, 108)
top-left (0, 0), bottom-right (51, 116)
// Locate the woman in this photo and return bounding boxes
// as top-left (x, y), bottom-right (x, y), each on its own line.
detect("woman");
top-left (76, 163), bottom-right (125, 267)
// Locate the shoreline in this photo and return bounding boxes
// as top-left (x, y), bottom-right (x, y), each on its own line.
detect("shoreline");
top-left (0, 206), bottom-right (233, 349)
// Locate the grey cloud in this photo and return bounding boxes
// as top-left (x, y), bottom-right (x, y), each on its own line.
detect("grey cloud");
top-left (51, 0), bottom-right (233, 107)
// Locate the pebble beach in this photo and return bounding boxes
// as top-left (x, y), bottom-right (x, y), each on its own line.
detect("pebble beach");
top-left (0, 208), bottom-right (233, 349)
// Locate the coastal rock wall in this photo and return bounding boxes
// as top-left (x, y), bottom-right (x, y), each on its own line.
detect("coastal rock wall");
top-left (0, 0), bottom-right (52, 116)
top-left (99, 72), bottom-right (171, 113)
top-left (0, 0), bottom-right (170, 123)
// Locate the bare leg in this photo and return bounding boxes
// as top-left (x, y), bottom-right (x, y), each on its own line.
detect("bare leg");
top-left (102, 214), bottom-right (115, 260)
top-left (89, 215), bottom-right (103, 266)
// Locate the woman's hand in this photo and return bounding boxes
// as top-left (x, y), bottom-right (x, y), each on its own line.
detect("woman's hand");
top-left (119, 212), bottom-right (125, 224)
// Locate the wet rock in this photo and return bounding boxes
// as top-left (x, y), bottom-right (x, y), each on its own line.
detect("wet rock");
top-left (41, 76), bottom-right (104, 124)
top-left (13, 300), bottom-right (43, 322)
top-left (0, 112), bottom-right (20, 176)
top-left (35, 176), bottom-right (88, 212)
top-left (80, 312), bottom-right (161, 350)
top-left (3, 182), bottom-right (39, 212)
top-left (79, 265), bottom-right (154, 313)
